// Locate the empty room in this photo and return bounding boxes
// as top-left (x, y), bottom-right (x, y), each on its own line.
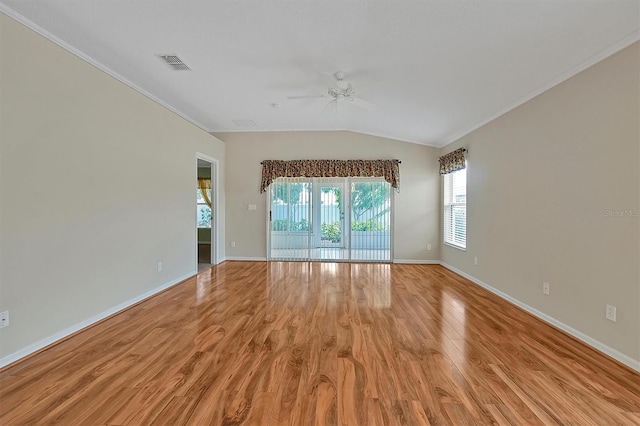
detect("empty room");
top-left (1, 1), bottom-right (639, 425)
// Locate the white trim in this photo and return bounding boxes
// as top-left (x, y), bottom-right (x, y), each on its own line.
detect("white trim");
top-left (439, 262), bottom-right (640, 373)
top-left (393, 259), bottom-right (440, 264)
top-left (438, 31), bottom-right (640, 148)
top-left (0, 5), bottom-right (210, 133)
top-left (225, 256), bottom-right (268, 261)
top-left (196, 154), bottom-right (221, 266)
top-left (442, 242), bottom-right (466, 251)
top-left (0, 272), bottom-right (195, 369)
top-left (265, 185), bottom-right (272, 261)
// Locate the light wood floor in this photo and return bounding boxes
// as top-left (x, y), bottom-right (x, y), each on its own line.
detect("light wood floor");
top-left (1, 262), bottom-right (639, 425)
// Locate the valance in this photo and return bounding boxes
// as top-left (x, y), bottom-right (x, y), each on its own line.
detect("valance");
top-left (260, 159), bottom-right (400, 193)
top-left (438, 148), bottom-right (467, 175)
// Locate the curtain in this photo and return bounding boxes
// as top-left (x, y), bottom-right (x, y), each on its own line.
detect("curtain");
top-left (198, 178), bottom-right (212, 207)
top-left (260, 159), bottom-right (401, 193)
top-left (438, 148), bottom-right (467, 175)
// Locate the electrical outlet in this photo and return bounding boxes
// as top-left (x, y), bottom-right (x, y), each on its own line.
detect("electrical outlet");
top-left (427, 244), bottom-right (432, 251)
top-left (157, 262), bottom-right (162, 272)
top-left (606, 304), bottom-right (617, 322)
top-left (543, 281), bottom-right (550, 295)
top-left (0, 311), bottom-right (9, 329)
top-left (474, 257), bottom-right (478, 266)
top-left (231, 241), bottom-right (236, 248)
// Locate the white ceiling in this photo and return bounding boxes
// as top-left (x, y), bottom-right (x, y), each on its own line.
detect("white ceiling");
top-left (2, 1), bottom-right (639, 147)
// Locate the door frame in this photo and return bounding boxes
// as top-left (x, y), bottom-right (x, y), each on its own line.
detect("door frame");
top-left (196, 153), bottom-right (220, 269)
top-left (313, 180), bottom-right (346, 249)
top-left (266, 177), bottom-right (394, 262)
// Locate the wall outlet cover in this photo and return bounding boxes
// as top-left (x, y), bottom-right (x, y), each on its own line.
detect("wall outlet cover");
top-left (606, 304), bottom-right (617, 322)
top-left (0, 311), bottom-right (9, 328)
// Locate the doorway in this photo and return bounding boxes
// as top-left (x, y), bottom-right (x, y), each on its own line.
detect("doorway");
top-left (196, 155), bottom-right (218, 272)
top-left (267, 177), bottom-right (392, 262)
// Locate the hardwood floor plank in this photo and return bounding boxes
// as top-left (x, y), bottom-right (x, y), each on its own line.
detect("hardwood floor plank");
top-left (105, 386), bottom-right (174, 425)
top-left (1, 262), bottom-right (639, 425)
top-left (242, 392), bottom-right (275, 426)
top-left (485, 404), bottom-right (520, 426)
top-left (441, 402), bottom-right (477, 425)
top-left (490, 364), bottom-right (562, 425)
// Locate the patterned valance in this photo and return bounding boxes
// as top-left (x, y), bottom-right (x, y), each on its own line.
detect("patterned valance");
top-left (438, 148), bottom-right (467, 175)
top-left (260, 159), bottom-right (401, 193)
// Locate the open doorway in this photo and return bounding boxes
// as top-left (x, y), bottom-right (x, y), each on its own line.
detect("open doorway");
top-left (196, 156), bottom-right (217, 272)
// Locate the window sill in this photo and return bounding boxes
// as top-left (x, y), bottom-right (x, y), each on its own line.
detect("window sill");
top-left (443, 242), bottom-right (466, 251)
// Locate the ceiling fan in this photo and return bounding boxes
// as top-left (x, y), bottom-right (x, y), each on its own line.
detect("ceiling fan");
top-left (287, 71), bottom-right (376, 114)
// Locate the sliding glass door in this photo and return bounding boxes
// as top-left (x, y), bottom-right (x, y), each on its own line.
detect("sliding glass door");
top-left (268, 177), bottom-right (392, 262)
top-left (349, 179), bottom-right (392, 262)
top-left (269, 178), bottom-right (312, 261)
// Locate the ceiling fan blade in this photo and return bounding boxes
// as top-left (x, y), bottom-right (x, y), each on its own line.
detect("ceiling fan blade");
top-left (350, 97), bottom-right (376, 111)
top-left (287, 94), bottom-right (327, 100)
top-left (321, 99), bottom-right (338, 117)
top-left (321, 72), bottom-right (341, 90)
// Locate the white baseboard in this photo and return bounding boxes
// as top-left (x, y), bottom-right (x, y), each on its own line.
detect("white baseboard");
top-left (225, 257), bottom-right (436, 264)
top-left (439, 262), bottom-right (640, 373)
top-left (393, 259), bottom-right (440, 264)
top-left (0, 272), bottom-right (195, 369)
top-left (225, 256), bottom-right (267, 261)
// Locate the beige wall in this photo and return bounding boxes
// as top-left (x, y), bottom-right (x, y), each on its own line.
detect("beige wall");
top-left (216, 131), bottom-right (440, 261)
top-left (441, 43), bottom-right (640, 363)
top-left (0, 15), bottom-right (225, 362)
top-left (1, 12), bottom-right (637, 370)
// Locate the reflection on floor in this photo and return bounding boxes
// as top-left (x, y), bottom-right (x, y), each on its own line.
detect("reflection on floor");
top-left (198, 263), bottom-right (212, 273)
top-left (270, 248), bottom-right (390, 262)
top-left (3, 262), bottom-right (638, 424)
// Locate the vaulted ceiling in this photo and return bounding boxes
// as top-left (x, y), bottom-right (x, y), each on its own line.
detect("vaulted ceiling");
top-left (2, 1), bottom-right (638, 146)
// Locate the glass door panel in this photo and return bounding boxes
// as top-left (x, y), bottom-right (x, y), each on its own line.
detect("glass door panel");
top-left (318, 183), bottom-right (344, 247)
top-left (349, 179), bottom-right (392, 262)
top-left (269, 178), bottom-right (312, 261)
top-left (312, 180), bottom-right (347, 261)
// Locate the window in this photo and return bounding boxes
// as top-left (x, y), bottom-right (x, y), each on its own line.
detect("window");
top-left (443, 167), bottom-right (466, 249)
top-left (197, 188), bottom-right (211, 228)
top-left (268, 177), bottom-right (393, 262)
top-left (270, 181), bottom-right (311, 232)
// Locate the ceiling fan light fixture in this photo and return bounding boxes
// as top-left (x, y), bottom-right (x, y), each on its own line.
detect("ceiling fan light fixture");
top-left (289, 70), bottom-right (376, 112)
top-left (333, 71), bottom-right (350, 90)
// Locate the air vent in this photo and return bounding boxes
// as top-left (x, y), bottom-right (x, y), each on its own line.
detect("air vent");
top-left (232, 119), bottom-right (258, 128)
top-left (156, 54), bottom-right (191, 71)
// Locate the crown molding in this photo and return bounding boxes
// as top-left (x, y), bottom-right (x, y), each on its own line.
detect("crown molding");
top-left (0, 6), bottom-right (211, 133)
top-left (438, 31), bottom-right (640, 148)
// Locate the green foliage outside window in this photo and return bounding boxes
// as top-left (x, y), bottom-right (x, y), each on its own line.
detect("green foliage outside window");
top-left (198, 207), bottom-right (211, 227)
top-left (350, 219), bottom-right (386, 231)
top-left (321, 221), bottom-right (342, 243)
top-left (272, 219), bottom-right (310, 232)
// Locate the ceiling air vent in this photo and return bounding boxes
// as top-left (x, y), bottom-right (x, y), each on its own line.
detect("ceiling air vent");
top-left (156, 54), bottom-right (191, 71)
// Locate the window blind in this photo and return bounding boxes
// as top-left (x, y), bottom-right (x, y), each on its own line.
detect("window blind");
top-left (443, 168), bottom-right (466, 249)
